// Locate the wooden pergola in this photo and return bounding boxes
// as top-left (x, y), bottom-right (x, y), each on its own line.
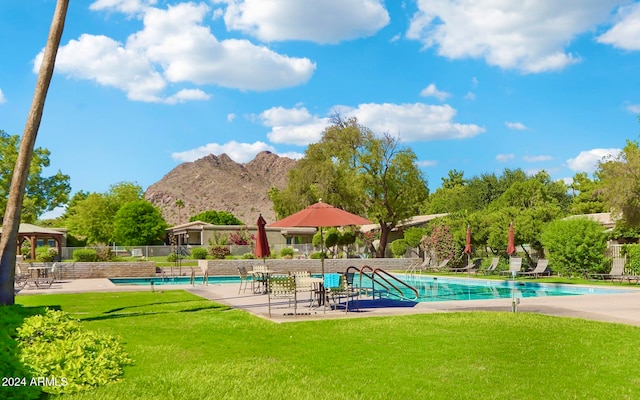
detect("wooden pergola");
top-left (0, 223), bottom-right (65, 261)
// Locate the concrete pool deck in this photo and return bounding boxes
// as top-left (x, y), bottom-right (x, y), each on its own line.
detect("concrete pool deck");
top-left (15, 277), bottom-right (640, 326)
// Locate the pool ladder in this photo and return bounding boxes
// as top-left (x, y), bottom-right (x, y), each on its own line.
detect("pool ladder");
top-left (346, 266), bottom-right (419, 301)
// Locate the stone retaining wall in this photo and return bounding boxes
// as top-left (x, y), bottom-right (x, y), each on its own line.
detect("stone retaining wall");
top-left (18, 262), bottom-right (156, 279)
top-left (197, 258), bottom-right (417, 276)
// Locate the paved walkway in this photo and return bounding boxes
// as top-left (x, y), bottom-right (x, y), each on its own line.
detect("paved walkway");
top-left (16, 278), bottom-right (640, 326)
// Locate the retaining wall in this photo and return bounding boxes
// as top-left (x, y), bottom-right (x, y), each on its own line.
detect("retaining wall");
top-left (197, 258), bottom-right (417, 276)
top-left (18, 261), bottom-right (156, 279)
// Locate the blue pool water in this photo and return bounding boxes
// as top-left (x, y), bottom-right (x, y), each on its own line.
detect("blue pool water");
top-left (109, 274), bottom-right (629, 302)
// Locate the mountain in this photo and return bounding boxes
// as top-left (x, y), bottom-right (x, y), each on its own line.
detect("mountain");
top-left (144, 151), bottom-right (296, 226)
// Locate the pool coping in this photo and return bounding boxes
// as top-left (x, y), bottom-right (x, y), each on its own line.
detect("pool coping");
top-left (16, 277), bottom-right (640, 326)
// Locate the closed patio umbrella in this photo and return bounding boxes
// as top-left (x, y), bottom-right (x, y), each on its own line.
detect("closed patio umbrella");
top-left (506, 222), bottom-right (516, 256)
top-left (254, 214), bottom-right (270, 261)
top-left (268, 200), bottom-right (372, 276)
top-left (464, 225), bottom-right (472, 276)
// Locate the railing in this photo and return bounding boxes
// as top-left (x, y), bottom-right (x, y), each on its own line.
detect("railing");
top-left (347, 265), bottom-right (419, 301)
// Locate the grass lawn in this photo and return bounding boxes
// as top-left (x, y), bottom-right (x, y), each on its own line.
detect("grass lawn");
top-left (15, 290), bottom-right (640, 400)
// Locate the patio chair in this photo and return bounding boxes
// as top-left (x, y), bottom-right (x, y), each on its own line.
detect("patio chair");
top-left (237, 266), bottom-right (252, 294)
top-left (519, 259), bottom-right (550, 278)
top-left (608, 258), bottom-right (640, 284)
top-left (591, 257), bottom-right (626, 281)
top-left (293, 271), bottom-right (314, 306)
top-left (327, 272), bottom-right (359, 312)
top-left (14, 264), bottom-right (29, 289)
top-left (500, 257), bottom-right (522, 276)
top-left (481, 258), bottom-right (500, 275)
top-left (267, 274), bottom-right (297, 317)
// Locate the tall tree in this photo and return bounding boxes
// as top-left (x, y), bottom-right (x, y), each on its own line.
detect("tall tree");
top-left (0, 130), bottom-right (70, 223)
top-left (65, 182), bottom-right (144, 244)
top-left (597, 140), bottom-right (640, 225)
top-left (0, 0), bottom-right (68, 305)
top-left (112, 201), bottom-right (167, 245)
top-left (271, 116), bottom-right (429, 257)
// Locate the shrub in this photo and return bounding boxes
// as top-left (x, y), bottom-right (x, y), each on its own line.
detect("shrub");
top-left (166, 252), bottom-right (185, 262)
top-left (95, 245), bottom-right (115, 261)
top-left (73, 248), bottom-right (98, 262)
top-left (540, 218), bottom-right (607, 276)
top-left (280, 247), bottom-right (294, 258)
top-left (190, 247), bottom-right (208, 260)
top-left (390, 239), bottom-right (409, 258)
top-left (622, 244), bottom-right (640, 274)
top-left (310, 251), bottom-right (329, 259)
top-left (16, 309), bottom-right (132, 395)
top-left (209, 245), bottom-right (230, 259)
top-left (241, 253), bottom-right (256, 259)
top-left (35, 246), bottom-right (57, 262)
top-left (0, 305), bottom-right (46, 400)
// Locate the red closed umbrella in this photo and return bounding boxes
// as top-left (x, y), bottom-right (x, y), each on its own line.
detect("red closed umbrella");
top-left (464, 225), bottom-right (472, 255)
top-left (269, 200), bottom-right (372, 275)
top-left (254, 214), bottom-right (270, 260)
top-left (506, 222), bottom-right (516, 256)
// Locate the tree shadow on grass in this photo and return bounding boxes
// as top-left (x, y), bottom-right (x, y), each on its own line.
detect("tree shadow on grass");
top-left (81, 303), bottom-right (231, 322)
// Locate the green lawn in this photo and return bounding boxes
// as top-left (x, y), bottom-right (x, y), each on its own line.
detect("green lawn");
top-left (15, 290), bottom-right (640, 399)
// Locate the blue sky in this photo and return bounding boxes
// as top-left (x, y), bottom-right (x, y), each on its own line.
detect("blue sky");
top-left (1, 1), bottom-right (640, 219)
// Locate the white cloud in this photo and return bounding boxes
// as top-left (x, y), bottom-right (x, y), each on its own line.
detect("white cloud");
top-left (496, 153), bottom-right (515, 162)
top-left (277, 151), bottom-right (305, 160)
top-left (260, 106), bottom-right (329, 146)
top-left (259, 102), bottom-right (485, 146)
top-left (626, 104), bottom-right (640, 113)
top-left (567, 148), bottom-right (621, 173)
top-left (597, 3), bottom-right (640, 50)
top-left (345, 103), bottom-right (485, 141)
top-left (213, 0), bottom-right (389, 44)
top-left (0, 88), bottom-right (6, 104)
top-left (90, 0), bottom-right (156, 14)
top-left (164, 89), bottom-right (210, 104)
top-left (38, 2), bottom-right (315, 102)
top-left (227, 113), bottom-right (236, 122)
top-left (171, 140), bottom-right (277, 163)
top-left (523, 155), bottom-right (552, 162)
top-left (406, 0), bottom-right (624, 73)
top-left (417, 160), bottom-right (438, 167)
top-left (505, 121), bottom-right (527, 130)
top-left (420, 83), bottom-right (450, 101)
top-left (464, 91), bottom-right (476, 101)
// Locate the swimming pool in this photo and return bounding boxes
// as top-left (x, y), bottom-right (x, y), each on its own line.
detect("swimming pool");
top-left (109, 274), bottom-right (630, 302)
top-left (392, 274), bottom-right (630, 302)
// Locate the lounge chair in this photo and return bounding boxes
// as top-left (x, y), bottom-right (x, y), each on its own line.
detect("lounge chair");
top-left (481, 258), bottom-right (500, 275)
top-left (327, 272), bottom-right (359, 312)
top-left (591, 258), bottom-right (625, 281)
top-left (500, 257), bottom-right (522, 276)
top-left (519, 259), bottom-right (550, 278)
top-left (424, 259), bottom-right (450, 272)
top-left (449, 259), bottom-right (480, 274)
top-left (608, 258), bottom-right (640, 284)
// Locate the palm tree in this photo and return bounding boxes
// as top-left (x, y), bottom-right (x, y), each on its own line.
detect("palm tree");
top-left (175, 199), bottom-right (185, 223)
top-left (0, 0), bottom-right (69, 305)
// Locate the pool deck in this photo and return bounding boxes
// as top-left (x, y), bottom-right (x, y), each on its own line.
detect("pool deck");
top-left (16, 277), bottom-right (640, 326)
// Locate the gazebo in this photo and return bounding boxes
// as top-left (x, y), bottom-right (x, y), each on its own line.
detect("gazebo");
top-left (0, 223), bottom-right (65, 261)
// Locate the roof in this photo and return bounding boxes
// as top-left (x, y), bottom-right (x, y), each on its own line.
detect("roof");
top-left (0, 223), bottom-right (65, 236)
top-left (360, 213), bottom-right (449, 233)
top-left (564, 212), bottom-right (617, 228)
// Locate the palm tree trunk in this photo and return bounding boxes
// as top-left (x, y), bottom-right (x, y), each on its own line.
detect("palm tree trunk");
top-left (0, 0), bottom-right (69, 305)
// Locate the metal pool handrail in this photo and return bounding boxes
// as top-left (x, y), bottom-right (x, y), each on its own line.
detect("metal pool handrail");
top-left (347, 265), bottom-right (419, 301)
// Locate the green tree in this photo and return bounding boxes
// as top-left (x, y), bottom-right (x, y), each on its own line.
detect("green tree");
top-left (271, 116), bottom-right (429, 257)
top-left (189, 210), bottom-right (243, 225)
top-left (0, 0), bottom-right (68, 305)
top-left (540, 218), bottom-right (607, 276)
top-left (112, 201), bottom-right (167, 245)
top-left (597, 140), bottom-right (640, 225)
top-left (441, 169), bottom-right (465, 189)
top-left (0, 130), bottom-right (70, 223)
top-left (568, 172), bottom-right (606, 215)
top-left (65, 182), bottom-right (144, 244)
